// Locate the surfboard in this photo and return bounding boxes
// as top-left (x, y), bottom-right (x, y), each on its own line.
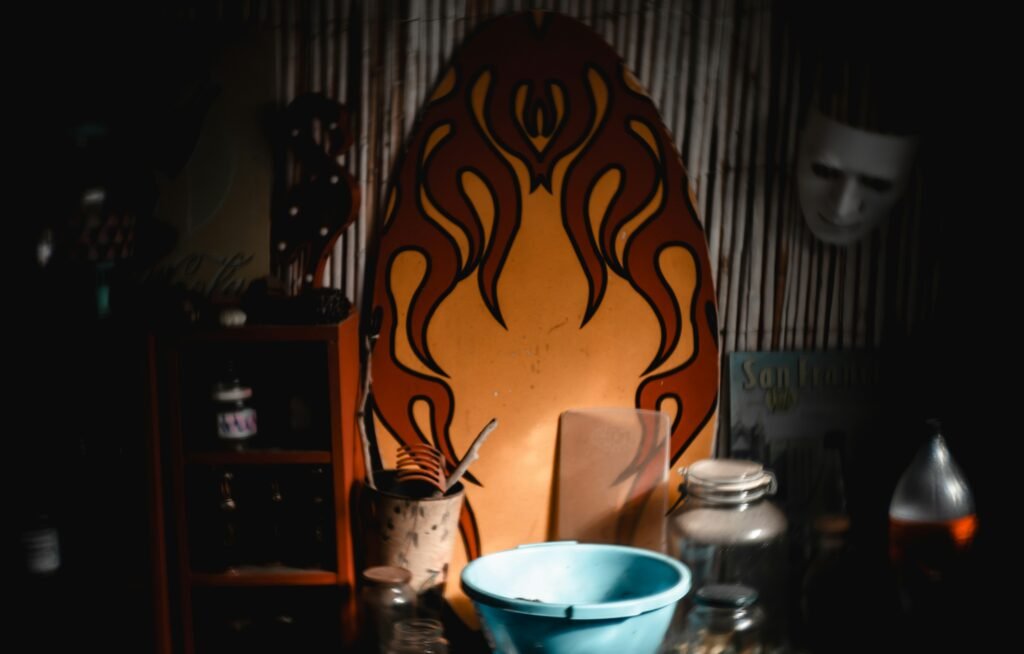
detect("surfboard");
top-left (365, 10), bottom-right (719, 624)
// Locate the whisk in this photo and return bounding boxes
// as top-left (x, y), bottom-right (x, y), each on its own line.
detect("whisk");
top-left (394, 419), bottom-right (499, 497)
top-left (395, 443), bottom-right (448, 496)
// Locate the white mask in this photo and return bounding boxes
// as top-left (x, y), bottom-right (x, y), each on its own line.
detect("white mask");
top-left (797, 110), bottom-right (917, 245)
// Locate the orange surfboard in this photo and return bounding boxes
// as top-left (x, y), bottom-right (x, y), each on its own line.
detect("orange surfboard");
top-left (365, 10), bottom-right (719, 623)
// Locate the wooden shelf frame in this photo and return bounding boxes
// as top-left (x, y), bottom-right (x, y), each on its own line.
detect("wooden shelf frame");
top-left (153, 317), bottom-right (364, 653)
top-left (190, 567), bottom-right (340, 587)
top-left (185, 450), bottom-right (333, 465)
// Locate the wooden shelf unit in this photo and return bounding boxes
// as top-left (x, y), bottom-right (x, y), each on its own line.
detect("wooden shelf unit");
top-left (150, 317), bottom-right (363, 653)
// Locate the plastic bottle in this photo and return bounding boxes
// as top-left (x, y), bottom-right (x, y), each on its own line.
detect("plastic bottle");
top-left (888, 419), bottom-right (977, 622)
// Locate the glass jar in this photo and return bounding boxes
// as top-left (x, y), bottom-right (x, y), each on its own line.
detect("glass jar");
top-left (387, 618), bottom-right (449, 653)
top-left (667, 459), bottom-right (787, 649)
top-left (678, 584), bottom-right (764, 654)
top-left (212, 362), bottom-right (257, 448)
top-left (361, 566), bottom-right (416, 654)
top-left (20, 512), bottom-right (61, 576)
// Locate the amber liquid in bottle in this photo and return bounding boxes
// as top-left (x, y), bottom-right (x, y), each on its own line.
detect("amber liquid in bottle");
top-left (889, 514), bottom-right (977, 578)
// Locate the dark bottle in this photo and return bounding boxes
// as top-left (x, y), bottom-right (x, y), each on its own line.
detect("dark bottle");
top-left (266, 476), bottom-right (287, 565)
top-left (218, 471), bottom-right (241, 570)
top-left (306, 466), bottom-right (332, 569)
top-left (801, 514), bottom-right (858, 653)
top-left (265, 613), bottom-right (303, 650)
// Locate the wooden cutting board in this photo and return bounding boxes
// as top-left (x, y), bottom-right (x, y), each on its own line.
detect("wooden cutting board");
top-left (365, 10), bottom-right (719, 624)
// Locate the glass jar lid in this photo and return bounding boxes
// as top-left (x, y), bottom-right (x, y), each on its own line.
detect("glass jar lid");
top-left (363, 565), bottom-right (412, 586)
top-left (680, 459), bottom-right (776, 502)
top-left (695, 583), bottom-right (759, 609)
top-left (212, 383), bottom-right (252, 402)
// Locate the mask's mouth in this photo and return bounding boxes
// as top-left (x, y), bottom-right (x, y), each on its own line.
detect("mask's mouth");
top-left (817, 211), bottom-right (862, 229)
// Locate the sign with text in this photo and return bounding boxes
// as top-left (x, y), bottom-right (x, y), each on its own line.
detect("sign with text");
top-left (726, 351), bottom-right (885, 525)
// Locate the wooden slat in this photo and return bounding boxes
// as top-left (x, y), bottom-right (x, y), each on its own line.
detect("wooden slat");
top-left (708, 0), bottom-right (732, 238)
top-left (649, 0), bottom-right (672, 109)
top-left (750, 2), bottom-right (771, 351)
top-left (873, 221), bottom-right (890, 347)
top-left (841, 245), bottom-right (856, 348)
top-left (661, 2), bottom-right (684, 141)
top-left (674, 0), bottom-right (694, 181)
top-left (145, 336), bottom-right (172, 654)
top-left (186, 450), bottom-right (333, 465)
top-left (190, 568), bottom-right (339, 587)
top-left (779, 34), bottom-right (803, 350)
top-left (177, 323), bottom-right (341, 343)
top-left (722, 1), bottom-right (753, 354)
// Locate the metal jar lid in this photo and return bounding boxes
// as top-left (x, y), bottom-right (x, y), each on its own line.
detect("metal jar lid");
top-left (695, 583), bottom-right (759, 609)
top-left (680, 459), bottom-right (777, 503)
top-left (212, 383), bottom-right (253, 403)
top-left (362, 565), bottom-right (412, 586)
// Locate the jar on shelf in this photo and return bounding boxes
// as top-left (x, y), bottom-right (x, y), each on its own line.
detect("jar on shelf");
top-left (361, 566), bottom-right (416, 654)
top-left (20, 512), bottom-right (61, 577)
top-left (387, 618), bottom-right (449, 654)
top-left (667, 459), bottom-right (788, 649)
top-left (677, 584), bottom-right (764, 654)
top-left (212, 362), bottom-right (257, 448)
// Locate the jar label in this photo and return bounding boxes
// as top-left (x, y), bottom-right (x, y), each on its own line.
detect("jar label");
top-left (22, 527), bottom-right (61, 574)
top-left (218, 408), bottom-right (258, 440)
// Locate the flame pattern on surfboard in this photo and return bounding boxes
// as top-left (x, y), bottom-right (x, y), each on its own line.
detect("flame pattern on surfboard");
top-left (367, 10), bottom-right (718, 615)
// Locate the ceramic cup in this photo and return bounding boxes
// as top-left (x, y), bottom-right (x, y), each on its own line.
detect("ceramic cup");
top-left (362, 470), bottom-right (465, 610)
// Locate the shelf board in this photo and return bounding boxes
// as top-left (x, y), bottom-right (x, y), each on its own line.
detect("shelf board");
top-left (178, 323), bottom-right (344, 343)
top-left (186, 450), bottom-right (332, 465)
top-left (190, 566), bottom-right (339, 587)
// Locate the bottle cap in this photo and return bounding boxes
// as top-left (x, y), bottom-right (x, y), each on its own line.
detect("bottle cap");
top-left (889, 421), bottom-right (975, 522)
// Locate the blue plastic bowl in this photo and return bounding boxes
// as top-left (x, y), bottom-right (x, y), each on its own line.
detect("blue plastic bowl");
top-left (461, 541), bottom-right (691, 654)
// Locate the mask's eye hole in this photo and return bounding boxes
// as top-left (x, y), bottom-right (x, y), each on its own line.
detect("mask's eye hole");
top-left (811, 162), bottom-right (843, 180)
top-left (859, 175), bottom-right (894, 193)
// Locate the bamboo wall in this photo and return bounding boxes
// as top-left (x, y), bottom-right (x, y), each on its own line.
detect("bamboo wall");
top-left (226, 0), bottom-right (937, 353)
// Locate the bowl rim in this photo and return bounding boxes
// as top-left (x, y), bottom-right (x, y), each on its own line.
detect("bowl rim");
top-left (460, 541), bottom-right (691, 620)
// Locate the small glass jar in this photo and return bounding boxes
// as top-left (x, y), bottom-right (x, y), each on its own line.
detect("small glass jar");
top-left (20, 512), bottom-right (61, 576)
top-left (387, 618), bottom-right (449, 654)
top-left (678, 584), bottom-right (764, 654)
top-left (667, 459), bottom-right (787, 648)
top-left (213, 362), bottom-right (257, 448)
top-left (361, 566), bottom-right (416, 654)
